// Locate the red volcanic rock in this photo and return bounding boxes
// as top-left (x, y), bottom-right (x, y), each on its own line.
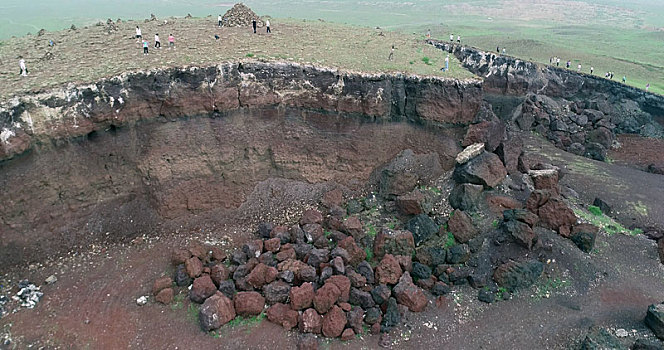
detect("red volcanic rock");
top-left (290, 282), bottom-right (315, 310)
top-left (276, 248), bottom-right (296, 262)
top-left (155, 288), bottom-right (174, 304)
top-left (396, 190), bottom-right (426, 215)
top-left (537, 197), bottom-right (577, 234)
top-left (171, 249), bottom-right (191, 265)
top-left (373, 228), bottom-right (415, 259)
top-left (375, 254), bottom-right (403, 285)
top-left (341, 328), bottom-right (355, 341)
top-left (300, 209), bottom-right (323, 225)
top-left (462, 119), bottom-right (506, 152)
top-left (246, 263), bottom-right (277, 289)
top-left (267, 303), bottom-right (299, 329)
top-left (190, 275), bottom-right (217, 303)
top-left (393, 272), bottom-right (427, 312)
top-left (313, 282), bottom-right (341, 314)
top-left (321, 188), bottom-right (344, 208)
top-left (185, 257), bottom-right (203, 278)
top-left (326, 275), bottom-right (351, 302)
top-left (322, 305), bottom-right (346, 338)
top-left (200, 292), bottom-right (236, 331)
top-left (338, 237), bottom-right (366, 266)
top-left (342, 216), bottom-right (363, 238)
top-left (448, 209), bottom-right (478, 244)
top-left (209, 264), bottom-right (230, 286)
top-left (453, 151), bottom-right (507, 188)
top-left (264, 238), bottom-right (281, 253)
top-left (234, 291), bottom-right (265, 317)
top-left (299, 308), bottom-right (323, 334)
top-left (152, 276), bottom-right (173, 295)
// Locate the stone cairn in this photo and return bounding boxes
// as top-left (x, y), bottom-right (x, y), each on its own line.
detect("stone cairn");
top-left (221, 3), bottom-right (264, 27)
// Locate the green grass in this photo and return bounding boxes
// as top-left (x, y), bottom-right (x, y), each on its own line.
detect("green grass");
top-left (365, 247), bottom-right (374, 261)
top-left (366, 223), bottom-right (378, 238)
top-left (186, 303), bottom-right (199, 323)
top-left (245, 53), bottom-right (255, 58)
top-left (225, 313), bottom-right (266, 329)
top-left (443, 231), bottom-right (455, 248)
top-left (491, 219), bottom-right (499, 229)
top-left (532, 277), bottom-right (572, 300)
top-left (170, 293), bottom-right (185, 311)
top-left (421, 56), bottom-right (431, 65)
top-left (573, 206), bottom-right (643, 236)
top-left (587, 205), bottom-right (603, 216)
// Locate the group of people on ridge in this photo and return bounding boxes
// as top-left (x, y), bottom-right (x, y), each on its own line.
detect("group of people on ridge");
top-left (135, 26), bottom-right (175, 55)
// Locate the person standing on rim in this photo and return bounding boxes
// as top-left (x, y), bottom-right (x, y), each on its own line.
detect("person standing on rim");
top-left (388, 44), bottom-right (394, 61)
top-left (19, 57), bottom-right (28, 76)
top-left (450, 33), bottom-right (454, 42)
top-left (457, 35), bottom-right (460, 43)
top-left (154, 33), bottom-right (161, 49)
top-left (266, 19), bottom-right (271, 33)
top-left (218, 14), bottom-right (222, 27)
top-left (143, 39), bottom-right (149, 55)
top-left (168, 33), bottom-right (175, 49)
top-left (590, 66), bottom-right (594, 74)
top-left (252, 19), bottom-right (257, 34)
top-left (135, 26), bottom-right (142, 43)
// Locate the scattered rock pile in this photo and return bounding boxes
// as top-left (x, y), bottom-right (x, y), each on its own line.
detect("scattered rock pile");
top-left (222, 3), bottom-right (264, 27)
top-left (147, 138), bottom-right (613, 344)
top-left (11, 280), bottom-right (43, 309)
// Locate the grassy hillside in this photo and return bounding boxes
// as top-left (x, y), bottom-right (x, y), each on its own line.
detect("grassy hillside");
top-left (0, 18), bottom-right (474, 98)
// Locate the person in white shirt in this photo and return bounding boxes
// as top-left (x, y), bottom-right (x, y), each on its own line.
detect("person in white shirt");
top-left (218, 15), bottom-right (222, 27)
top-left (450, 33), bottom-right (454, 42)
top-left (19, 58), bottom-right (28, 76)
top-left (154, 33), bottom-right (161, 48)
top-left (457, 35), bottom-right (460, 43)
top-left (266, 19), bottom-right (271, 33)
top-left (135, 26), bottom-right (142, 42)
top-left (577, 64), bottom-right (581, 72)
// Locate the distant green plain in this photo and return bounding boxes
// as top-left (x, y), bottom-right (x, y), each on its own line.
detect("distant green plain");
top-left (0, 0), bottom-right (662, 94)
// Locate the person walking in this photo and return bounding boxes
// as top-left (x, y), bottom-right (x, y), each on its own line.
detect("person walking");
top-left (577, 63), bottom-right (581, 72)
top-left (556, 57), bottom-right (560, 66)
top-left (218, 14), bottom-right (223, 27)
top-left (252, 19), bottom-right (257, 34)
top-left (135, 26), bottom-right (142, 42)
top-left (457, 35), bottom-right (460, 43)
top-left (143, 39), bottom-right (149, 55)
top-left (622, 75), bottom-right (626, 83)
top-left (590, 66), bottom-right (594, 74)
top-left (445, 54), bottom-right (449, 71)
top-left (450, 33), bottom-right (454, 42)
top-left (154, 33), bottom-right (161, 49)
top-left (388, 45), bottom-right (394, 61)
top-left (266, 19), bottom-right (271, 33)
top-left (426, 29), bottom-right (430, 39)
top-left (566, 60), bottom-right (570, 69)
top-left (497, 46), bottom-right (500, 53)
top-left (19, 58), bottom-right (28, 76)
top-left (646, 83), bottom-right (650, 92)
top-left (168, 33), bottom-right (175, 49)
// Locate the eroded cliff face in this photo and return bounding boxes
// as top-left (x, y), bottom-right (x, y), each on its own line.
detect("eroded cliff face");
top-left (0, 61), bottom-right (482, 266)
top-left (429, 40), bottom-right (664, 160)
top-left (0, 61), bottom-right (482, 161)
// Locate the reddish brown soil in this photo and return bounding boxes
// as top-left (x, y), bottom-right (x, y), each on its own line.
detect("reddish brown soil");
top-left (609, 135), bottom-right (664, 169)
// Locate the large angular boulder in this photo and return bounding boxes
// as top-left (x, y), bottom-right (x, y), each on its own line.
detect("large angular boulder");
top-left (495, 137), bottom-right (523, 174)
top-left (246, 263), bottom-right (278, 289)
top-left (462, 120), bottom-right (506, 152)
top-left (529, 169), bottom-right (559, 195)
top-left (267, 303), bottom-right (298, 329)
top-left (375, 254), bottom-right (403, 285)
top-left (493, 260), bottom-right (544, 292)
top-left (453, 151), bottom-right (507, 188)
top-left (152, 276), bottom-right (173, 296)
top-left (580, 327), bottom-right (627, 350)
top-left (263, 281), bottom-right (291, 305)
top-left (338, 237), bottom-right (366, 266)
top-left (322, 305), bottom-right (346, 338)
top-left (380, 297), bottom-right (401, 333)
top-left (503, 219), bottom-right (536, 250)
top-left (199, 293), bottom-right (236, 331)
top-left (448, 210), bottom-right (478, 244)
top-left (290, 282), bottom-right (314, 310)
top-left (373, 228), bottom-right (415, 258)
top-left (449, 183), bottom-right (484, 211)
top-left (571, 224), bottom-right (599, 253)
top-left (313, 282), bottom-right (341, 314)
top-left (234, 291), bottom-right (265, 317)
top-left (190, 275), bottom-right (217, 303)
top-left (185, 257), bottom-right (203, 278)
top-left (393, 272), bottom-right (427, 312)
top-left (299, 308), bottom-right (323, 334)
top-left (372, 149), bottom-right (444, 199)
top-left (645, 303), bottom-right (664, 340)
top-left (406, 214), bottom-right (439, 246)
top-left (537, 197), bottom-right (577, 235)
top-left (396, 190), bottom-right (428, 215)
top-left (326, 275), bottom-right (351, 302)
